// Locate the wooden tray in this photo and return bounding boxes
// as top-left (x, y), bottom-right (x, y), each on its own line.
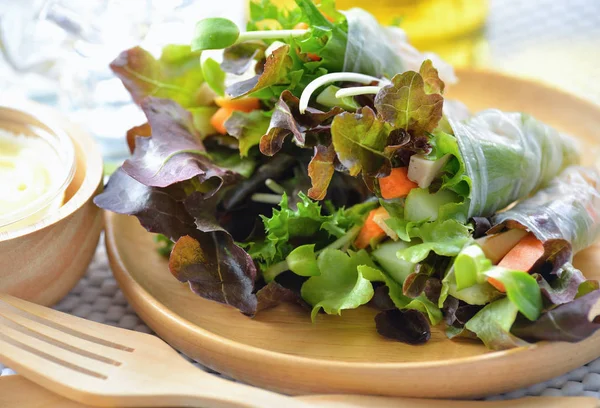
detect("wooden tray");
top-left (105, 69), bottom-right (600, 399)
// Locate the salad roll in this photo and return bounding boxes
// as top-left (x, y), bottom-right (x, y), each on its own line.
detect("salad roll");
top-left (446, 166), bottom-right (600, 349)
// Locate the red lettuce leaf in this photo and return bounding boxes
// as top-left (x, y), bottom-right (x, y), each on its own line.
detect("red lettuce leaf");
top-left (330, 106), bottom-right (390, 177)
top-left (126, 122), bottom-right (151, 154)
top-left (535, 263), bottom-right (588, 306)
top-left (221, 41), bottom-right (266, 75)
top-left (260, 90), bottom-right (342, 156)
top-left (93, 169), bottom-right (196, 242)
top-left (307, 144), bottom-right (336, 200)
top-left (226, 45), bottom-right (293, 98)
top-left (374, 63), bottom-right (444, 138)
top-left (256, 281), bottom-right (306, 312)
top-left (224, 110), bottom-right (271, 157)
top-left (110, 45), bottom-right (205, 108)
top-left (169, 234), bottom-right (257, 316)
top-left (511, 290), bottom-right (600, 342)
top-left (375, 309), bottom-right (431, 344)
top-left (122, 97), bottom-right (239, 189)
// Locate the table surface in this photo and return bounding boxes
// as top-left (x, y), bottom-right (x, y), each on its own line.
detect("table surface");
top-left (3, 0), bottom-right (600, 404)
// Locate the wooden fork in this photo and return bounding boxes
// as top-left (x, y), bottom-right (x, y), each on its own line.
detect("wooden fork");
top-left (1, 293), bottom-right (599, 408)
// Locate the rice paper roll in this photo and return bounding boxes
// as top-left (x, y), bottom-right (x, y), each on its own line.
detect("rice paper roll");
top-left (490, 166), bottom-right (600, 257)
top-left (449, 110), bottom-right (580, 218)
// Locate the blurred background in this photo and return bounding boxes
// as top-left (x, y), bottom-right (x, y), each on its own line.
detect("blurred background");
top-left (1, 0), bottom-right (599, 166)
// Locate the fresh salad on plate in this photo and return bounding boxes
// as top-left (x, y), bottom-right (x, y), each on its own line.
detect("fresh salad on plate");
top-left (95, 0), bottom-right (600, 349)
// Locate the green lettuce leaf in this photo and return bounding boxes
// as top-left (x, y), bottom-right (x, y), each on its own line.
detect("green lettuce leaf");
top-left (464, 297), bottom-right (528, 350)
top-left (484, 267), bottom-right (542, 321)
top-left (396, 219), bottom-right (473, 263)
top-left (201, 57), bottom-right (225, 96)
top-left (247, 192), bottom-right (370, 272)
top-left (301, 248), bottom-right (374, 320)
top-left (286, 244), bottom-right (320, 277)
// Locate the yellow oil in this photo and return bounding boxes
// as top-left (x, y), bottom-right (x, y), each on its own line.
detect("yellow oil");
top-left (336, 0), bottom-right (489, 67)
top-left (267, 0), bottom-right (489, 67)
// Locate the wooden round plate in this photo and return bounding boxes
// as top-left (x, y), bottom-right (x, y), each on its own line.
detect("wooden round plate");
top-left (105, 69), bottom-right (600, 399)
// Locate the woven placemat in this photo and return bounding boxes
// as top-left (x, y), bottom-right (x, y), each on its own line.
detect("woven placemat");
top-left (2, 235), bottom-right (600, 401)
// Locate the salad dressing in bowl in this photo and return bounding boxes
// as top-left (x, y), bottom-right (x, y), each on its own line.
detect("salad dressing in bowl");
top-left (0, 114), bottom-right (75, 233)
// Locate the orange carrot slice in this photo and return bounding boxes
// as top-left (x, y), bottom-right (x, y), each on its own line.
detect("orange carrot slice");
top-left (490, 233), bottom-right (545, 292)
top-left (294, 22), bottom-right (309, 30)
top-left (214, 97), bottom-right (260, 113)
top-left (354, 207), bottom-right (388, 249)
top-left (379, 167), bottom-right (418, 199)
top-left (210, 107), bottom-right (234, 135)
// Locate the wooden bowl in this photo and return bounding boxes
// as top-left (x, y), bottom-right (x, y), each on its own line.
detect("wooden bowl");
top-left (105, 69), bottom-right (600, 398)
top-left (0, 100), bottom-right (104, 306)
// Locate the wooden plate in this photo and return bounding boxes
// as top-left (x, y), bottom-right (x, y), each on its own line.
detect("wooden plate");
top-left (105, 69), bottom-right (600, 399)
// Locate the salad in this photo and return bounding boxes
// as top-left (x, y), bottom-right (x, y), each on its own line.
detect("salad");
top-left (95, 0), bottom-right (600, 349)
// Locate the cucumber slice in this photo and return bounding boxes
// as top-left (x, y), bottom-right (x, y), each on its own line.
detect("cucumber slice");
top-left (316, 85), bottom-right (360, 111)
top-left (372, 240), bottom-right (415, 284)
top-left (404, 188), bottom-right (459, 222)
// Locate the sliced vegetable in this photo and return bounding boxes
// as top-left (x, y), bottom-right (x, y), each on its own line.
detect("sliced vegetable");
top-left (497, 233), bottom-right (544, 272)
top-left (371, 207), bottom-right (398, 241)
top-left (379, 167), bottom-right (418, 199)
top-left (354, 207), bottom-right (387, 249)
top-left (476, 229), bottom-right (528, 264)
top-left (215, 97), bottom-right (261, 112)
top-left (371, 240), bottom-right (415, 284)
top-left (404, 188), bottom-right (459, 223)
top-left (210, 107), bottom-right (234, 135)
top-left (407, 154), bottom-right (450, 189)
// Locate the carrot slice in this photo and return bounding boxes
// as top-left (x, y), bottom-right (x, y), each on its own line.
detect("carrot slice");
top-left (354, 207), bottom-right (388, 249)
top-left (490, 233), bottom-right (545, 292)
top-left (214, 97), bottom-right (260, 113)
top-left (210, 107), bottom-right (234, 135)
top-left (379, 167), bottom-right (418, 199)
top-left (294, 22), bottom-right (309, 30)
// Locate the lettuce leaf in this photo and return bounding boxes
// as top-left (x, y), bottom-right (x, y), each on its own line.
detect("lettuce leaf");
top-left (260, 90), bottom-right (342, 156)
top-left (226, 44), bottom-right (294, 98)
top-left (375, 309), bottom-right (430, 344)
top-left (247, 192), bottom-right (371, 271)
top-left (374, 66), bottom-right (443, 139)
top-left (464, 297), bottom-right (528, 350)
top-left (169, 234), bottom-right (257, 315)
top-left (301, 248), bottom-right (374, 320)
top-left (331, 106), bottom-right (390, 177)
top-left (122, 98), bottom-right (239, 189)
top-left (224, 110), bottom-right (271, 157)
top-left (110, 45), bottom-right (205, 108)
top-left (94, 169), bottom-right (197, 242)
top-left (511, 290), bottom-right (600, 343)
top-left (307, 144), bottom-right (336, 200)
top-left (395, 219), bottom-right (473, 263)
